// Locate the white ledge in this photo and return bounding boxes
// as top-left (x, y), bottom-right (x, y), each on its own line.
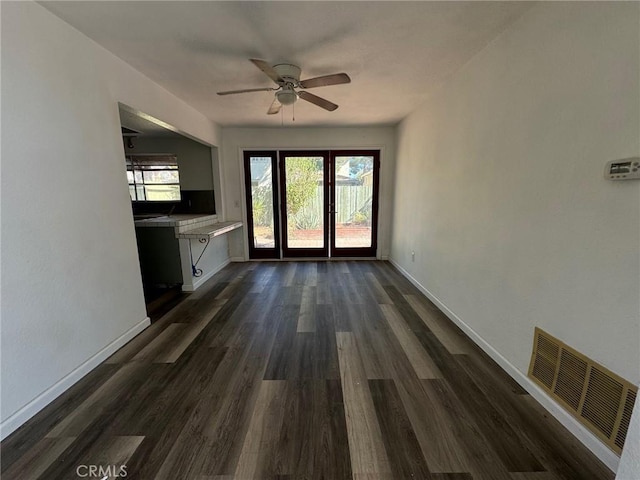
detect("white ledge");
top-left (177, 221), bottom-right (242, 239)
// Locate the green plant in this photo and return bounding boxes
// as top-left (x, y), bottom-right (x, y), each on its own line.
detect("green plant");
top-left (353, 211), bottom-right (369, 225)
top-left (251, 186), bottom-right (272, 226)
top-left (295, 208), bottom-right (321, 230)
top-left (285, 158), bottom-right (319, 218)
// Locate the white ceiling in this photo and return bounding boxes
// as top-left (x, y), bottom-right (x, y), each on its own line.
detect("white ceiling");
top-left (42, 1), bottom-right (534, 127)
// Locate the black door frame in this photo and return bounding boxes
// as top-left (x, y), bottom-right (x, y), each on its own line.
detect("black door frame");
top-left (330, 150), bottom-right (380, 258)
top-left (243, 149), bottom-right (380, 260)
top-left (279, 150), bottom-right (330, 258)
top-left (243, 151), bottom-right (281, 259)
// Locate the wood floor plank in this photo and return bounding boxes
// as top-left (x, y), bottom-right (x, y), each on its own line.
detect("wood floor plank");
top-left (422, 378), bottom-right (513, 480)
top-left (380, 303), bottom-right (441, 379)
top-left (316, 263), bottom-right (332, 305)
top-left (415, 331), bottom-right (544, 473)
top-left (154, 307), bottom-right (221, 363)
top-left (364, 272), bottom-right (393, 304)
top-left (372, 261), bottom-right (418, 295)
top-left (77, 435), bottom-right (145, 476)
top-left (369, 379), bottom-right (432, 479)
top-left (306, 261), bottom-right (318, 286)
top-left (112, 285), bottom-right (225, 357)
top-left (105, 315), bottom-right (176, 364)
top-left (314, 304), bottom-right (341, 379)
top-left (404, 294), bottom-right (471, 354)
top-left (0, 363), bottom-right (118, 472)
top-left (325, 378), bottom-right (354, 479)
top-left (144, 292), bottom-right (270, 478)
top-left (154, 326), bottom-right (271, 479)
top-left (394, 378), bottom-right (470, 474)
top-left (336, 332), bottom-right (392, 477)
top-left (46, 363), bottom-right (148, 438)
top-left (347, 300), bottom-right (394, 379)
top-left (510, 473), bottom-right (562, 480)
top-left (296, 285), bottom-right (316, 332)
top-left (331, 299), bottom-right (355, 332)
top-left (430, 474), bottom-right (474, 480)
top-left (263, 305), bottom-right (300, 380)
top-left (283, 262), bottom-right (297, 286)
top-left (352, 474), bottom-right (398, 480)
top-left (0, 436), bottom-right (76, 480)
top-left (132, 323), bottom-right (187, 362)
top-left (216, 276), bottom-right (246, 300)
top-left (95, 348), bottom-right (229, 479)
top-left (455, 354), bottom-right (614, 479)
top-left (199, 309), bottom-right (283, 476)
top-left (234, 380), bottom-right (288, 479)
top-left (363, 308), bottom-right (470, 473)
top-left (272, 379), bottom-right (352, 479)
top-left (1, 261), bottom-right (613, 480)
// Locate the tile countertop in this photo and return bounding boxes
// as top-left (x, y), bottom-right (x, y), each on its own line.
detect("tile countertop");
top-left (176, 221), bottom-right (243, 239)
top-left (134, 214), bottom-right (217, 228)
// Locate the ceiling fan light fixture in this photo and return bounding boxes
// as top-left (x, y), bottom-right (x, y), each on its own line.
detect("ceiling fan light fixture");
top-left (276, 88), bottom-right (297, 106)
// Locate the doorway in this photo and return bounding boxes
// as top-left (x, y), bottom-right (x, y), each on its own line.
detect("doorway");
top-left (244, 150), bottom-right (380, 259)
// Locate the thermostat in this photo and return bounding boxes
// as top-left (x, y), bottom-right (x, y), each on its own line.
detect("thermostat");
top-left (605, 157), bottom-right (640, 180)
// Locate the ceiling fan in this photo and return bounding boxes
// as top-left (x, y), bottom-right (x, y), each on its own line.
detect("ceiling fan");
top-left (217, 59), bottom-right (351, 115)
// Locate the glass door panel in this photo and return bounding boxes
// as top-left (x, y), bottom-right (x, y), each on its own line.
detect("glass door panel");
top-left (244, 151), bottom-right (280, 259)
top-left (280, 152), bottom-right (329, 257)
top-left (330, 151), bottom-right (379, 257)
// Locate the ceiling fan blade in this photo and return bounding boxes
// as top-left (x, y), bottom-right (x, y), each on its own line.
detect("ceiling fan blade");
top-left (299, 73), bottom-right (351, 89)
top-left (297, 91), bottom-right (338, 111)
top-left (217, 87), bottom-right (275, 96)
top-left (267, 98), bottom-right (281, 115)
top-left (249, 59), bottom-right (283, 84)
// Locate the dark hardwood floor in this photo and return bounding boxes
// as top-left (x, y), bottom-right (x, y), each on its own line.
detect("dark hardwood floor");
top-left (1, 261), bottom-right (614, 479)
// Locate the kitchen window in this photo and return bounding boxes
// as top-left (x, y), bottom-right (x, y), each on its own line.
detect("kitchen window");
top-left (127, 154), bottom-right (181, 201)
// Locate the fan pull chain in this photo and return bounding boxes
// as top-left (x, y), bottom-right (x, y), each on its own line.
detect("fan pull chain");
top-left (292, 101), bottom-right (295, 122)
top-left (281, 106), bottom-right (284, 126)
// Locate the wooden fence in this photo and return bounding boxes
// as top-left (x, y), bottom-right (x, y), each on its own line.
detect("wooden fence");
top-left (293, 185), bottom-right (373, 228)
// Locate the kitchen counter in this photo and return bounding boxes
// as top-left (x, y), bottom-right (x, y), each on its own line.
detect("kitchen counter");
top-left (133, 213), bottom-right (242, 292)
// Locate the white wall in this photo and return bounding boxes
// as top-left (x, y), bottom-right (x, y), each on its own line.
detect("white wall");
top-left (221, 127), bottom-right (396, 260)
top-left (0, 2), bottom-right (222, 437)
top-left (390, 2), bottom-right (639, 470)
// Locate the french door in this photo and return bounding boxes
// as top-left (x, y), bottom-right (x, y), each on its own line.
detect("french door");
top-left (329, 151), bottom-right (379, 257)
top-left (244, 150), bottom-right (379, 259)
top-left (243, 151), bottom-right (280, 259)
top-left (280, 151), bottom-right (330, 257)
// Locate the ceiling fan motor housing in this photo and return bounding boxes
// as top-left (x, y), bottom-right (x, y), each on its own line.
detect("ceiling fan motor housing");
top-left (273, 64), bottom-right (301, 83)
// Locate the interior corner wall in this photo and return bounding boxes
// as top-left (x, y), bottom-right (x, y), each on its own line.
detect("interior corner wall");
top-left (220, 126), bottom-right (396, 260)
top-left (0, 1), bottom-right (222, 437)
top-left (390, 2), bottom-right (639, 470)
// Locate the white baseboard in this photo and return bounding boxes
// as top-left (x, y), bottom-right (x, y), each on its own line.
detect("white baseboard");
top-left (388, 258), bottom-right (619, 472)
top-left (0, 316), bottom-right (150, 441)
top-left (229, 256), bottom-right (245, 262)
top-left (182, 258), bottom-right (231, 292)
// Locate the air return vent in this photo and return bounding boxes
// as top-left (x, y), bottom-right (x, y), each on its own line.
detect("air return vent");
top-left (528, 327), bottom-right (638, 455)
